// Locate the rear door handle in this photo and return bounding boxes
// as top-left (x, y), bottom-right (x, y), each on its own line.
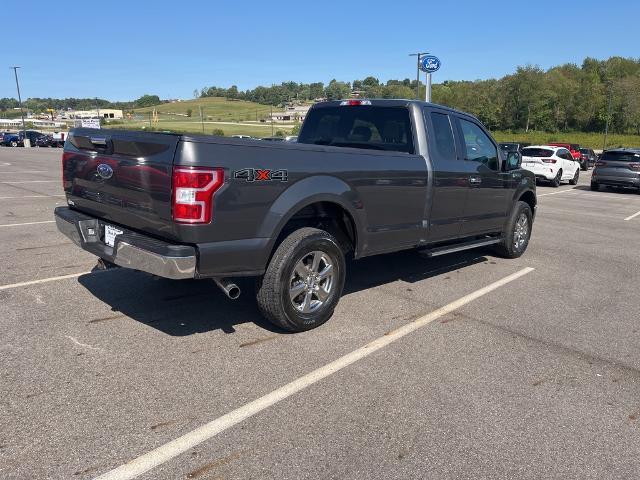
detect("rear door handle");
top-left (469, 176), bottom-right (482, 185)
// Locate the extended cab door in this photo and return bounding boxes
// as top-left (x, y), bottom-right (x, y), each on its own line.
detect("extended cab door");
top-left (423, 107), bottom-right (470, 242)
top-left (454, 116), bottom-right (511, 236)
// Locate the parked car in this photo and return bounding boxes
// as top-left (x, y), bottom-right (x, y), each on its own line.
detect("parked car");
top-left (591, 148), bottom-right (640, 192)
top-left (547, 143), bottom-right (583, 168)
top-left (34, 134), bottom-right (56, 148)
top-left (521, 145), bottom-right (580, 187)
top-left (55, 99), bottom-right (536, 332)
top-left (231, 135), bottom-right (253, 139)
top-left (579, 148), bottom-right (597, 169)
top-left (0, 132), bottom-right (20, 147)
top-left (284, 135), bottom-right (298, 142)
top-left (260, 136), bottom-right (285, 142)
top-left (0, 130), bottom-right (47, 147)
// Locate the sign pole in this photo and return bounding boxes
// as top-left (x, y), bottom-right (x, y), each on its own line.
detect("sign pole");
top-left (419, 55), bottom-right (441, 103)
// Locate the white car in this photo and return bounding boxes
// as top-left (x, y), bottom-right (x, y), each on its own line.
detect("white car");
top-left (521, 145), bottom-right (580, 187)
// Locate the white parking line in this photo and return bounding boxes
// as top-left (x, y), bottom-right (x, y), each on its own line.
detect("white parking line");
top-left (538, 189), bottom-right (578, 197)
top-left (0, 271), bottom-right (91, 291)
top-left (0, 180), bottom-right (58, 184)
top-left (624, 210), bottom-right (640, 221)
top-left (0, 220), bottom-right (55, 228)
top-left (0, 195), bottom-right (64, 200)
top-left (94, 267), bottom-right (535, 480)
top-left (0, 170), bottom-right (48, 174)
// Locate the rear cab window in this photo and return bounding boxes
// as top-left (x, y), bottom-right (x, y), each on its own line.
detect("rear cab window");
top-left (298, 106), bottom-right (414, 154)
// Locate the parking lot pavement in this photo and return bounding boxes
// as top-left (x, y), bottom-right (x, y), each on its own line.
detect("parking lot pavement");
top-left (1, 149), bottom-right (640, 479)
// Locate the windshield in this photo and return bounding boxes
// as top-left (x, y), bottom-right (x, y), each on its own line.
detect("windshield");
top-left (522, 148), bottom-right (553, 157)
top-left (579, 148), bottom-right (590, 154)
top-left (601, 151), bottom-right (640, 162)
top-left (298, 106), bottom-right (414, 153)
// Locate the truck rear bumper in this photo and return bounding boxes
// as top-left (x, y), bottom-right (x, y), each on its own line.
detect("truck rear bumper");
top-left (54, 207), bottom-right (196, 279)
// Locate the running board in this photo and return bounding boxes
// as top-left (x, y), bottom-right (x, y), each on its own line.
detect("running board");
top-left (422, 237), bottom-right (502, 258)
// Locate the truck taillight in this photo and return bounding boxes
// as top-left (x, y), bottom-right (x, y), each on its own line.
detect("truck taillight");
top-left (172, 167), bottom-right (224, 224)
top-left (542, 158), bottom-right (557, 164)
top-left (62, 151), bottom-right (72, 189)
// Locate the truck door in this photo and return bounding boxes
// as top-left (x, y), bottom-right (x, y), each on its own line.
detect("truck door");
top-left (454, 116), bottom-right (511, 236)
top-left (423, 108), bottom-right (471, 242)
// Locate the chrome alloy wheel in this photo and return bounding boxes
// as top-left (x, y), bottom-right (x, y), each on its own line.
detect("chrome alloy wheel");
top-left (289, 251), bottom-right (335, 313)
top-left (513, 213), bottom-right (529, 251)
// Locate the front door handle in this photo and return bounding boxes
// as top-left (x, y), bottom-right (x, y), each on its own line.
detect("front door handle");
top-left (469, 176), bottom-right (482, 185)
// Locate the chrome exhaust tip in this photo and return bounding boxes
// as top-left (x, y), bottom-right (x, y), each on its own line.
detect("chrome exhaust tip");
top-left (214, 278), bottom-right (241, 300)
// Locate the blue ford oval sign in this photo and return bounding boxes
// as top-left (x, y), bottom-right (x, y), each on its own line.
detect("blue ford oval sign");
top-left (97, 163), bottom-right (113, 180)
top-left (420, 55), bottom-right (441, 73)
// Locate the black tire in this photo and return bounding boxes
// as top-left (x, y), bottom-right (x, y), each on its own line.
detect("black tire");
top-left (591, 182), bottom-right (599, 191)
top-left (494, 201), bottom-right (533, 259)
top-left (256, 227), bottom-right (346, 332)
top-left (10, 141), bottom-right (17, 147)
top-left (569, 169), bottom-right (579, 185)
top-left (551, 170), bottom-right (562, 187)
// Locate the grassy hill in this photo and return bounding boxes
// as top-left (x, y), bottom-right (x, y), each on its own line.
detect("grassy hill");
top-left (135, 97), bottom-right (275, 122)
top-left (103, 97), bottom-right (295, 137)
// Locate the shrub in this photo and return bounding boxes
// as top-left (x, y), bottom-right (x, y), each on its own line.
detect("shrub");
top-left (212, 128), bottom-right (225, 136)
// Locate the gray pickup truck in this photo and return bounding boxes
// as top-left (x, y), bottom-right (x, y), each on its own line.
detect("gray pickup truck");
top-left (55, 99), bottom-right (536, 331)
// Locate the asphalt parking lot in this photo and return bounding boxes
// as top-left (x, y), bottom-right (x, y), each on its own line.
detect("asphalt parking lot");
top-left (1, 147), bottom-right (640, 480)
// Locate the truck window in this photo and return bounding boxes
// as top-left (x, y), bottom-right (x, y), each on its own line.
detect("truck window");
top-left (429, 111), bottom-right (456, 161)
top-left (459, 118), bottom-right (498, 170)
top-left (298, 106), bottom-right (414, 154)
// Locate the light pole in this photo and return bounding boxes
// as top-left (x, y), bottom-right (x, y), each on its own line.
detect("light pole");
top-left (409, 52), bottom-right (429, 100)
top-left (11, 66), bottom-right (28, 147)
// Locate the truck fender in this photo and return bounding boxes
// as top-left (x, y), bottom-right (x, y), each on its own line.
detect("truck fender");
top-left (258, 175), bottom-right (367, 256)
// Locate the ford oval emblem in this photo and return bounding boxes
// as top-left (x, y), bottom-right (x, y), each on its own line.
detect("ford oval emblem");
top-left (420, 55), bottom-right (441, 73)
top-left (97, 163), bottom-right (113, 180)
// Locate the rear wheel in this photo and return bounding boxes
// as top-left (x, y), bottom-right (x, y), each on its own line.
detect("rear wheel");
top-left (256, 227), bottom-right (346, 332)
top-left (569, 169), bottom-right (579, 185)
top-left (551, 170), bottom-right (562, 187)
top-left (591, 182), bottom-right (599, 191)
top-left (10, 140), bottom-right (17, 147)
top-left (494, 201), bottom-right (532, 259)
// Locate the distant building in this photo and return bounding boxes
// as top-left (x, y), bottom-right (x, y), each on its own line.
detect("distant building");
top-left (61, 109), bottom-right (124, 120)
top-left (269, 104), bottom-right (311, 123)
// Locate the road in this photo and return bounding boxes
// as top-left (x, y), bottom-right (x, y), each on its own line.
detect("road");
top-left (1, 148), bottom-right (639, 479)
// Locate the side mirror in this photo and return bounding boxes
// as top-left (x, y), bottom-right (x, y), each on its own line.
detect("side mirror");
top-left (506, 152), bottom-right (521, 170)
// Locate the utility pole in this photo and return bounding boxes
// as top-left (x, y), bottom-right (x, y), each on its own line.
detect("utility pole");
top-left (95, 97), bottom-right (100, 123)
top-left (409, 52), bottom-right (429, 100)
top-left (271, 105), bottom-right (274, 136)
top-left (603, 86), bottom-right (613, 151)
top-left (199, 105), bottom-right (204, 133)
top-left (11, 66), bottom-right (28, 147)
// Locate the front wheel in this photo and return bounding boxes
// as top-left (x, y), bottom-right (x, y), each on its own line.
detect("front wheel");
top-left (591, 182), bottom-right (599, 191)
top-left (256, 227), bottom-right (346, 332)
top-left (494, 201), bottom-right (533, 259)
top-left (10, 141), bottom-right (18, 147)
top-left (569, 169), bottom-right (579, 185)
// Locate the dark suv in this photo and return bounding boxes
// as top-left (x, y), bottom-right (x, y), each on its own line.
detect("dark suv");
top-left (579, 148), bottom-right (597, 170)
top-left (591, 149), bottom-right (640, 192)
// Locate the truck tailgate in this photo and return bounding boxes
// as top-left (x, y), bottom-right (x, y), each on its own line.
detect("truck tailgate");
top-left (62, 128), bottom-right (180, 240)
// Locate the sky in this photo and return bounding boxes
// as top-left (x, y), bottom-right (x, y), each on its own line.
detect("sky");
top-left (2, 0), bottom-right (639, 101)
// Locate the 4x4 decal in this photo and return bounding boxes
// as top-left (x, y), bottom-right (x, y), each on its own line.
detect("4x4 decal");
top-left (234, 168), bottom-right (288, 182)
